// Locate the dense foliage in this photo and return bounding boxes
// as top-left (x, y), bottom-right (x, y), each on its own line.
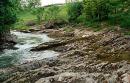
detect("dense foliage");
top-left (82, 0), bottom-right (130, 28)
top-left (0, 0), bottom-right (20, 32)
top-left (27, 0), bottom-right (41, 8)
top-left (31, 7), bottom-right (44, 23)
top-left (83, 0), bottom-right (110, 21)
top-left (31, 5), bottom-right (61, 23)
top-left (20, 0), bottom-right (41, 10)
top-left (108, 0), bottom-right (130, 28)
top-left (43, 5), bottom-right (60, 21)
top-left (67, 2), bottom-right (83, 22)
top-left (15, 0), bottom-right (130, 30)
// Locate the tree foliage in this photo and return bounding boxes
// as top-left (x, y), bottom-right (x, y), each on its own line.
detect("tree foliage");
top-left (0, 0), bottom-right (20, 32)
top-left (108, 0), bottom-right (130, 28)
top-left (20, 0), bottom-right (41, 10)
top-left (20, 0), bottom-right (42, 23)
top-left (43, 5), bottom-right (60, 21)
top-left (67, 2), bottom-right (83, 22)
top-left (83, 0), bottom-right (110, 21)
top-left (82, 0), bottom-right (130, 28)
top-left (31, 7), bottom-right (44, 23)
top-left (26, 0), bottom-right (41, 9)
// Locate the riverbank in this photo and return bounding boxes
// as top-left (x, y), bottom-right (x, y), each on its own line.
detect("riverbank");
top-left (1, 23), bottom-right (130, 83)
top-left (0, 32), bottom-right (17, 51)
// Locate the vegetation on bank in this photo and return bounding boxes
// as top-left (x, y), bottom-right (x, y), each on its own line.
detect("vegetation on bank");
top-left (0, 0), bottom-right (130, 31)
top-left (13, 0), bottom-right (130, 32)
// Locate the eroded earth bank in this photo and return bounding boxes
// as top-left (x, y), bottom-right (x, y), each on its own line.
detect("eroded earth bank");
top-left (1, 23), bottom-right (130, 83)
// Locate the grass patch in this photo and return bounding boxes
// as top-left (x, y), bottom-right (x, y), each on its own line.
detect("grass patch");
top-left (17, 11), bottom-right (36, 22)
top-left (13, 11), bottom-right (36, 30)
top-left (58, 5), bottom-right (68, 22)
top-left (13, 5), bottom-right (68, 30)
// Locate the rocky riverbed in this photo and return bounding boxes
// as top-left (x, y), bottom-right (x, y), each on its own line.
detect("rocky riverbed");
top-left (1, 26), bottom-right (130, 83)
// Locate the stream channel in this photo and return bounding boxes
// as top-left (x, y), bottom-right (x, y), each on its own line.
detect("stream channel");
top-left (0, 31), bottom-right (59, 68)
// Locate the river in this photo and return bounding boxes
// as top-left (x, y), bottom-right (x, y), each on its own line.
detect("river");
top-left (0, 31), bottom-right (59, 68)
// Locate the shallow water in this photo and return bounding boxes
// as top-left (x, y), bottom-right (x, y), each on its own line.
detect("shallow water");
top-left (0, 31), bottom-right (59, 68)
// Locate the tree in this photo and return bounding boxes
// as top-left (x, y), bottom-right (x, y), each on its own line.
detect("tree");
top-left (26, 0), bottom-right (41, 9)
top-left (67, 2), bottom-right (83, 22)
top-left (23, 0), bottom-right (43, 23)
top-left (0, 0), bottom-right (19, 32)
top-left (0, 0), bottom-right (20, 47)
top-left (31, 7), bottom-right (44, 23)
top-left (83, 0), bottom-right (110, 21)
top-left (43, 5), bottom-right (60, 21)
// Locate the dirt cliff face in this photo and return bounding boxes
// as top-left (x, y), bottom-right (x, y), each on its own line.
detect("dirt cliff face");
top-left (1, 28), bottom-right (130, 83)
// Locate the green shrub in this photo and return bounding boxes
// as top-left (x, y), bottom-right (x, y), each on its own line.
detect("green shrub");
top-left (0, 0), bottom-right (19, 32)
top-left (108, 0), bottom-right (130, 28)
top-left (76, 14), bottom-right (86, 23)
top-left (120, 15), bottom-right (130, 28)
top-left (31, 7), bottom-right (44, 23)
top-left (43, 5), bottom-right (60, 21)
top-left (109, 13), bottom-right (130, 29)
top-left (58, 5), bottom-right (68, 21)
top-left (82, 0), bottom-right (130, 29)
top-left (83, 0), bottom-right (110, 21)
top-left (67, 2), bottom-right (83, 22)
top-left (25, 0), bottom-right (41, 9)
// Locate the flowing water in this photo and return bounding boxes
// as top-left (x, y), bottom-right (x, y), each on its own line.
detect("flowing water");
top-left (0, 31), bottom-right (59, 68)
